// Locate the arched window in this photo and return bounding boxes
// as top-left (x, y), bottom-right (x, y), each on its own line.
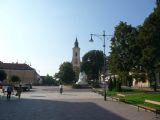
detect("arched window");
top-left (75, 52), bottom-right (77, 56)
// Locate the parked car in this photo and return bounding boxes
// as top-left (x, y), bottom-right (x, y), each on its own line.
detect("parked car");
top-left (24, 84), bottom-right (32, 89)
top-left (14, 84), bottom-right (30, 91)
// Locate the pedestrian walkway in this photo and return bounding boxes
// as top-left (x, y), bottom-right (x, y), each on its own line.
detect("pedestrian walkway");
top-left (0, 86), bottom-right (159, 120)
top-left (94, 98), bottom-right (159, 120)
top-left (0, 93), bottom-right (18, 100)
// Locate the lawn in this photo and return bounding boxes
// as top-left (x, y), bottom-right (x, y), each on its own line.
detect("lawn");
top-left (94, 87), bottom-right (160, 110)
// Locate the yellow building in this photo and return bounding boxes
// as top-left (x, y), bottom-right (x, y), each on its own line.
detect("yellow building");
top-left (132, 79), bottom-right (150, 88)
top-left (0, 62), bottom-right (40, 85)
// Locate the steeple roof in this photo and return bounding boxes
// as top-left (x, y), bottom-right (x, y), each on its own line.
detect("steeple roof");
top-left (74, 37), bottom-right (79, 48)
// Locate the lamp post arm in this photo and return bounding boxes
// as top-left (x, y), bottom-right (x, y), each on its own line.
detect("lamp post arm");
top-left (91, 34), bottom-right (104, 41)
top-left (89, 30), bottom-right (113, 101)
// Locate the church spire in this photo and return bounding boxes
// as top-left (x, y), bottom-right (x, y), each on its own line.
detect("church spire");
top-left (74, 37), bottom-right (79, 48)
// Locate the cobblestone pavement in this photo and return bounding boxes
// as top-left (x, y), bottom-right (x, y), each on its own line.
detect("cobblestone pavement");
top-left (0, 86), bottom-right (159, 120)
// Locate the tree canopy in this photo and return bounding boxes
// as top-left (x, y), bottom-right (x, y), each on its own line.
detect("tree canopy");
top-left (11, 75), bottom-right (21, 83)
top-left (81, 50), bottom-right (104, 82)
top-left (109, 22), bottom-right (139, 85)
top-left (0, 70), bottom-right (7, 82)
top-left (43, 74), bottom-right (58, 85)
top-left (138, 4), bottom-right (160, 91)
top-left (108, 3), bottom-right (160, 91)
top-left (56, 62), bottom-right (75, 84)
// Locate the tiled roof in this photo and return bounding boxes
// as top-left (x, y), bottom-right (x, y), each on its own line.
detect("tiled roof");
top-left (0, 63), bottom-right (34, 70)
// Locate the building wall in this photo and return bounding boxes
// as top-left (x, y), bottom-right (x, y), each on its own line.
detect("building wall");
top-left (132, 72), bottom-right (160, 88)
top-left (1, 69), bottom-right (38, 84)
top-left (132, 78), bottom-right (150, 87)
top-left (72, 47), bottom-right (80, 68)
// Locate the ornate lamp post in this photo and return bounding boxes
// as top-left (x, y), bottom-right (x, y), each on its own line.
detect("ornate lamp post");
top-left (89, 30), bottom-right (112, 101)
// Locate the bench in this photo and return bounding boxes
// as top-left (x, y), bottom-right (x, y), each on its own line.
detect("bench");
top-left (112, 94), bottom-right (126, 102)
top-left (138, 100), bottom-right (160, 116)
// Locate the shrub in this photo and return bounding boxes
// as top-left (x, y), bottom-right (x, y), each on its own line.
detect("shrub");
top-left (115, 80), bottom-right (122, 92)
top-left (108, 77), bottom-right (113, 91)
top-left (72, 84), bottom-right (82, 89)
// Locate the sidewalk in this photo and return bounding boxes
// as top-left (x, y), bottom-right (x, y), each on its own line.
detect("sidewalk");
top-left (0, 86), bottom-right (159, 120)
top-left (94, 97), bottom-right (160, 120)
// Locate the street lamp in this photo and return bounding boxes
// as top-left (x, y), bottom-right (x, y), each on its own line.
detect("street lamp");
top-left (89, 30), bottom-right (112, 101)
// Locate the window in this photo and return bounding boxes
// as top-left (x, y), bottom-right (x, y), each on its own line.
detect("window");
top-left (75, 52), bottom-right (77, 56)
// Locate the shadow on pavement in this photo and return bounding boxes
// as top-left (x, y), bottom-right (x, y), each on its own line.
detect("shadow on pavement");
top-left (0, 98), bottom-right (126, 120)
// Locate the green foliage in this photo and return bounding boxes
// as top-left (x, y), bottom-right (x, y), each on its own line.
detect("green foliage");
top-left (131, 67), bottom-right (146, 83)
top-left (109, 22), bottom-right (140, 87)
top-left (156, 0), bottom-right (160, 6)
top-left (115, 80), bottom-right (122, 92)
top-left (74, 67), bottom-right (80, 81)
top-left (106, 91), bottom-right (117, 96)
top-left (113, 77), bottom-right (116, 89)
top-left (138, 4), bottom-right (160, 91)
top-left (108, 4), bottom-right (160, 91)
top-left (109, 77), bottom-right (122, 92)
top-left (124, 93), bottom-right (160, 110)
top-left (108, 77), bottom-right (113, 91)
top-left (109, 22), bottom-right (139, 74)
top-left (11, 75), bottom-right (21, 83)
top-left (106, 88), bottom-right (160, 109)
top-left (127, 75), bottom-right (133, 87)
top-left (81, 50), bottom-right (104, 83)
top-left (0, 70), bottom-right (7, 82)
top-left (57, 62), bottom-right (76, 84)
top-left (43, 74), bottom-right (58, 85)
top-left (72, 84), bottom-right (82, 89)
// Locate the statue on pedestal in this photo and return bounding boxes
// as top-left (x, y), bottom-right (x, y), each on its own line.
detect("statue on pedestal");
top-left (76, 72), bottom-right (88, 85)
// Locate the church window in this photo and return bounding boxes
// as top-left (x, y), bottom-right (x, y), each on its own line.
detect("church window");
top-left (75, 52), bottom-right (77, 56)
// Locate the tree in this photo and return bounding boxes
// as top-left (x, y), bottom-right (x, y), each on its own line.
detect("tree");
top-left (81, 50), bottom-right (104, 83)
top-left (138, 4), bottom-right (160, 91)
top-left (108, 77), bottom-right (113, 91)
top-left (109, 22), bottom-right (139, 86)
top-left (115, 79), bottom-right (122, 92)
top-left (57, 62), bottom-right (76, 84)
top-left (11, 75), bottom-right (21, 83)
top-left (43, 74), bottom-right (58, 85)
top-left (113, 77), bottom-right (117, 90)
top-left (156, 0), bottom-right (160, 6)
top-left (0, 70), bottom-right (7, 82)
top-left (53, 73), bottom-right (60, 81)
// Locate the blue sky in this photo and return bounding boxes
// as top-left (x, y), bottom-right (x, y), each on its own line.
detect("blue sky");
top-left (0, 0), bottom-right (156, 76)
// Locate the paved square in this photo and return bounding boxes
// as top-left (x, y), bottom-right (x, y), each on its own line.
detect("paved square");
top-left (0, 86), bottom-right (159, 120)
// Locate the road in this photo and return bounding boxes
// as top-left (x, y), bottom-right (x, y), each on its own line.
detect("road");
top-left (0, 86), bottom-right (159, 120)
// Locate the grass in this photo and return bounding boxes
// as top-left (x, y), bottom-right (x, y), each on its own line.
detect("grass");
top-left (94, 87), bottom-right (160, 110)
top-left (124, 93), bottom-right (160, 110)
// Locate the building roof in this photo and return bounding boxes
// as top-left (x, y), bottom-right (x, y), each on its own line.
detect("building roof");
top-left (0, 62), bottom-right (34, 70)
top-left (74, 37), bottom-right (79, 48)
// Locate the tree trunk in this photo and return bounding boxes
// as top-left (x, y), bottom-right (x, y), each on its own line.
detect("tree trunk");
top-left (153, 72), bottom-right (157, 92)
top-left (149, 70), bottom-right (157, 92)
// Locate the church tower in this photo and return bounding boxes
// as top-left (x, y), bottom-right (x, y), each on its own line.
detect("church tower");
top-left (72, 38), bottom-right (80, 80)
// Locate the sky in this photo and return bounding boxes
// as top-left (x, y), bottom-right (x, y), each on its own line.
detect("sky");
top-left (0, 0), bottom-right (156, 76)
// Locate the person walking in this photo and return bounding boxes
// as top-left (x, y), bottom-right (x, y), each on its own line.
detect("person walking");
top-left (59, 84), bottom-right (63, 94)
top-left (7, 85), bottom-right (12, 100)
top-left (16, 85), bottom-right (22, 99)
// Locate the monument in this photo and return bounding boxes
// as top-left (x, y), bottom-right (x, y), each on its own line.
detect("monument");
top-left (76, 72), bottom-right (88, 85)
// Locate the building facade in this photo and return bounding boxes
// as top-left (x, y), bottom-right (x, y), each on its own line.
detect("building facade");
top-left (0, 62), bottom-right (40, 85)
top-left (72, 38), bottom-right (80, 69)
top-left (72, 38), bottom-right (81, 80)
